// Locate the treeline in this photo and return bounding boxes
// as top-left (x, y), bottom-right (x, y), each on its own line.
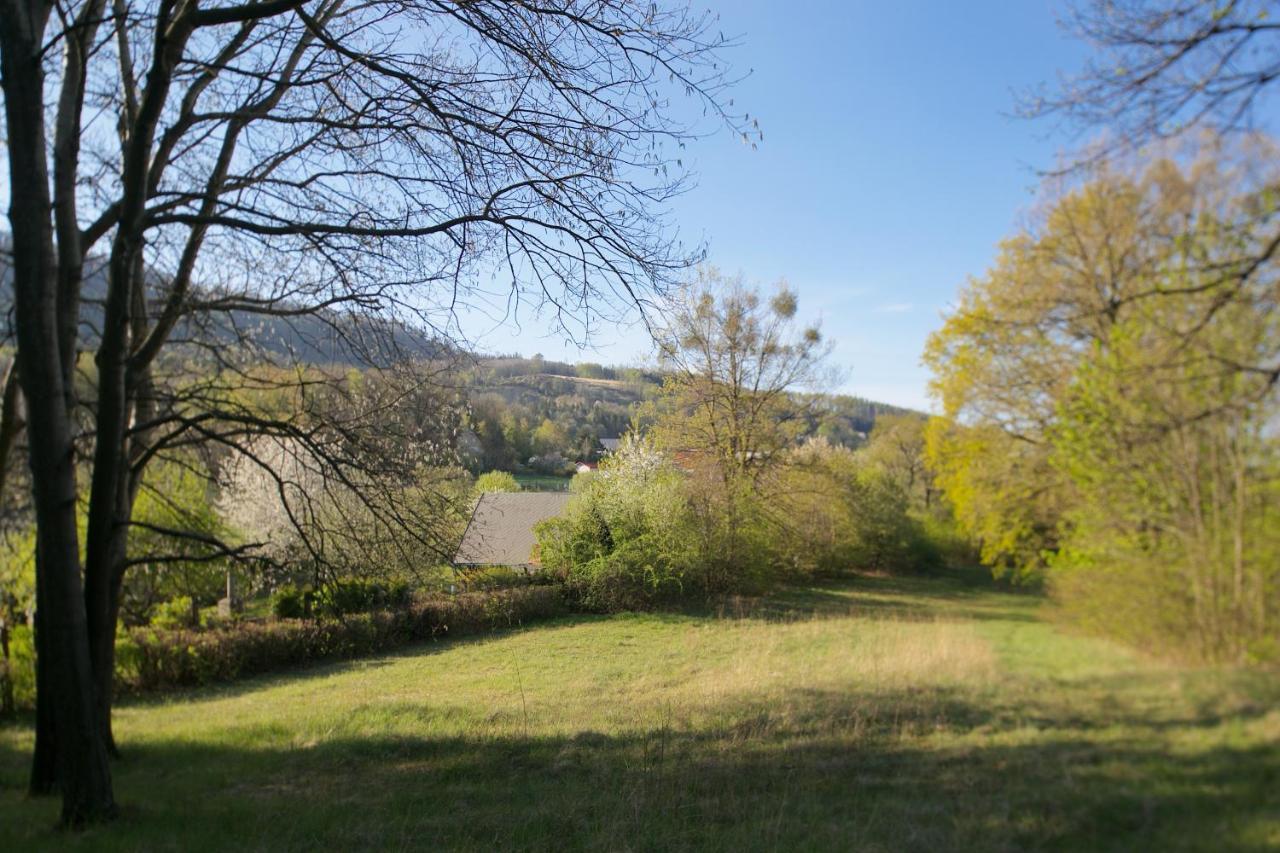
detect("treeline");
top-left (924, 144), bottom-right (1280, 664)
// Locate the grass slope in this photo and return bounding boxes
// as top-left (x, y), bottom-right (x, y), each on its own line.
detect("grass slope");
top-left (2, 573), bottom-right (1277, 851)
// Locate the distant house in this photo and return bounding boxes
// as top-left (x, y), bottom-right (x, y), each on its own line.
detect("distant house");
top-left (575, 461), bottom-right (597, 474)
top-left (453, 492), bottom-right (572, 571)
top-left (598, 437), bottom-right (621, 454)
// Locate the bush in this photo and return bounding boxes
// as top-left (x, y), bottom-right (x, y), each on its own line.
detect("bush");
top-left (123, 585), bottom-right (568, 692)
top-left (537, 439), bottom-right (695, 611)
top-left (454, 566), bottom-right (535, 591)
top-left (475, 470), bottom-right (521, 493)
top-left (273, 580), bottom-right (414, 619)
top-left (151, 595), bottom-right (199, 629)
top-left (272, 584), bottom-right (313, 619)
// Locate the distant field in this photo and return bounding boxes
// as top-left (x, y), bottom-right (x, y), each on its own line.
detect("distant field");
top-left (513, 473), bottom-right (572, 491)
top-left (3, 572), bottom-right (1277, 851)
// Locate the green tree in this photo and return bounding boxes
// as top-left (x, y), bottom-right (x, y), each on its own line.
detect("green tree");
top-left (864, 414), bottom-right (935, 510)
top-left (122, 459), bottom-right (233, 627)
top-left (537, 436), bottom-right (694, 610)
top-left (532, 419), bottom-right (570, 458)
top-left (925, 148), bottom-right (1280, 660)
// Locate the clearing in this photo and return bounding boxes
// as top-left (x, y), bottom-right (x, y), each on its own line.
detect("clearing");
top-left (2, 572), bottom-right (1277, 851)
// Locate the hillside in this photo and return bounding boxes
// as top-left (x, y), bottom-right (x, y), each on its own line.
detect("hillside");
top-left (3, 571), bottom-right (1275, 851)
top-left (459, 355), bottom-right (919, 473)
top-left (0, 241), bottom-right (447, 366)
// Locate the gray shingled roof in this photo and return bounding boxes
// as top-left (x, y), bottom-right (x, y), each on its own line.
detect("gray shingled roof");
top-left (454, 492), bottom-right (572, 567)
top-left (599, 437), bottom-right (621, 453)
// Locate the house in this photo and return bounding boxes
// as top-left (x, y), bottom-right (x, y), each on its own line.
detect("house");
top-left (575, 461), bottom-right (597, 474)
top-left (598, 436), bottom-right (621, 454)
top-left (453, 491), bottom-right (572, 571)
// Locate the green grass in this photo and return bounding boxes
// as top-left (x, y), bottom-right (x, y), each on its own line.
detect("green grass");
top-left (512, 473), bottom-right (573, 491)
top-left (2, 571), bottom-right (1277, 851)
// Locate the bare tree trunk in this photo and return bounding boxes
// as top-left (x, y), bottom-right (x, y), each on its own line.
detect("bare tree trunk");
top-left (1, 0), bottom-right (116, 823)
top-left (83, 249), bottom-right (133, 757)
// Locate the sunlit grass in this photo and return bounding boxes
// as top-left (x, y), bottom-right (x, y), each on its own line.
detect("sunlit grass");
top-left (2, 571), bottom-right (1276, 851)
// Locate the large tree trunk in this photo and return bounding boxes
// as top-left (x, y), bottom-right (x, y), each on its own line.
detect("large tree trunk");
top-left (1, 0), bottom-right (117, 824)
top-left (82, 2), bottom-right (196, 754)
top-left (83, 244), bottom-right (134, 757)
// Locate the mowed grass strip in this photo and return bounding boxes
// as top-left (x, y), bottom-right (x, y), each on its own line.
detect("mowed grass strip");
top-left (2, 573), bottom-right (1277, 852)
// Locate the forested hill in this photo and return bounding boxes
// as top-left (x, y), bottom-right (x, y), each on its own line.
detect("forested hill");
top-left (0, 240), bottom-right (447, 365)
top-left (458, 354), bottom-right (918, 473)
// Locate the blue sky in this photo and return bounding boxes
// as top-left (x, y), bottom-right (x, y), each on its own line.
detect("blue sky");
top-left (465, 1), bottom-right (1093, 410)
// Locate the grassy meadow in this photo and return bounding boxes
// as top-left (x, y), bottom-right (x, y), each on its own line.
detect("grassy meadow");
top-left (511, 473), bottom-right (574, 492)
top-left (2, 572), bottom-right (1277, 851)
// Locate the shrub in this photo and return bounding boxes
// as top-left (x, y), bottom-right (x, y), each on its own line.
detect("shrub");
top-left (474, 470), bottom-right (520, 493)
top-left (272, 584), bottom-right (313, 619)
top-left (123, 585), bottom-right (568, 692)
top-left (151, 595), bottom-right (199, 629)
top-left (454, 566), bottom-right (534, 591)
top-left (537, 439), bottom-right (695, 611)
top-left (316, 580), bottom-right (375, 617)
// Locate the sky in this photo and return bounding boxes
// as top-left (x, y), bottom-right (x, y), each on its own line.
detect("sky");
top-left (461, 1), bottom-right (1094, 411)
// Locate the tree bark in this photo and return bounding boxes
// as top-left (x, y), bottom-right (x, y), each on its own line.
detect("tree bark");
top-left (1, 0), bottom-right (117, 824)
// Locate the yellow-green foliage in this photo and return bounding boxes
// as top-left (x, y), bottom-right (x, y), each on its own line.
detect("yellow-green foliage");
top-left (924, 148), bottom-right (1280, 662)
top-left (923, 417), bottom-right (1062, 577)
top-left (473, 470), bottom-right (520, 493)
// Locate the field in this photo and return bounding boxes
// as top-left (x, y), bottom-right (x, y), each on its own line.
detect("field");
top-left (2, 572), bottom-right (1277, 851)
top-left (512, 473), bottom-right (573, 492)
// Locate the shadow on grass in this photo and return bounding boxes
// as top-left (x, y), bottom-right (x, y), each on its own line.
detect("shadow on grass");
top-left (2, 676), bottom-right (1276, 852)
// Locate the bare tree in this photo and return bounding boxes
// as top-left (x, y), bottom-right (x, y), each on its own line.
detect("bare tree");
top-left (1, 0), bottom-right (746, 824)
top-left (1025, 0), bottom-right (1280, 157)
top-left (649, 269), bottom-right (831, 589)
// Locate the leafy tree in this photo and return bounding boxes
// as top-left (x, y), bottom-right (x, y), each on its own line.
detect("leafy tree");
top-left (532, 419), bottom-right (570, 458)
top-left (1048, 289), bottom-right (1279, 661)
top-left (863, 414), bottom-right (936, 510)
top-left (925, 148), bottom-right (1280, 660)
top-left (924, 151), bottom-right (1278, 573)
top-left (122, 459), bottom-right (235, 627)
top-left (1025, 0), bottom-right (1280, 400)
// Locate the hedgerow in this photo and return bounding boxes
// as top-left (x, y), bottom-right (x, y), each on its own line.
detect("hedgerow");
top-left (117, 585), bottom-right (567, 692)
